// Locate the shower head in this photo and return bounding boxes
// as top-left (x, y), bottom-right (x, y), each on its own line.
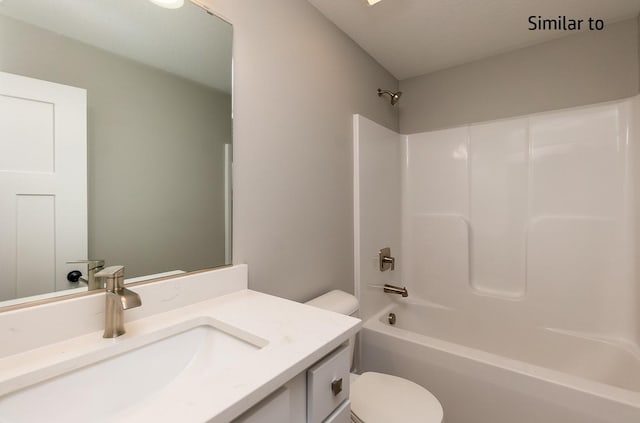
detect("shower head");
top-left (377, 88), bottom-right (402, 106)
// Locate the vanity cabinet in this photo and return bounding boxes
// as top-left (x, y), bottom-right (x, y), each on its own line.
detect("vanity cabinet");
top-left (232, 388), bottom-right (291, 423)
top-left (307, 345), bottom-right (350, 423)
top-left (233, 344), bottom-right (350, 423)
top-left (323, 400), bottom-right (351, 423)
top-left (0, 268), bottom-right (361, 423)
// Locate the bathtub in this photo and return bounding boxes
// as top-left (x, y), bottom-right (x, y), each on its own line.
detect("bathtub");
top-left (359, 301), bottom-right (640, 423)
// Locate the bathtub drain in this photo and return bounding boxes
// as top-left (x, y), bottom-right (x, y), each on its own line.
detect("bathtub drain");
top-left (388, 312), bottom-right (396, 325)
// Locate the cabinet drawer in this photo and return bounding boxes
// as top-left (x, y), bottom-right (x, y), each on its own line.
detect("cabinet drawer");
top-left (307, 344), bottom-right (350, 423)
top-left (324, 400), bottom-right (350, 423)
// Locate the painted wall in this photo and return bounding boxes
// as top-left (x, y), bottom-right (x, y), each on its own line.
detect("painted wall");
top-left (0, 14), bottom-right (231, 277)
top-left (205, 0), bottom-right (399, 301)
top-left (399, 18), bottom-right (640, 133)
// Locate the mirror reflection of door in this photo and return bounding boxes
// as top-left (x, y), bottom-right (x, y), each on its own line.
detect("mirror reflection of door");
top-left (0, 0), bottom-right (232, 307)
top-left (0, 71), bottom-right (87, 301)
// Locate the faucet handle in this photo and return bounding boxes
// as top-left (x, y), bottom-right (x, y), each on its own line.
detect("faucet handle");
top-left (379, 247), bottom-right (395, 271)
top-left (95, 265), bottom-right (125, 290)
top-left (67, 259), bottom-right (105, 270)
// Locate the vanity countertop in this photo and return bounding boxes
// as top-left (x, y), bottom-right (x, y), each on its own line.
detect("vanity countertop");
top-left (0, 286), bottom-right (361, 422)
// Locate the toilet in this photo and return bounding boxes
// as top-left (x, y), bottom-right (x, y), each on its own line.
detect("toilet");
top-left (306, 290), bottom-right (443, 423)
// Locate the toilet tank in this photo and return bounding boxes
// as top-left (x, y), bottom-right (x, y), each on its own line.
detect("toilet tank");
top-left (305, 290), bottom-right (359, 369)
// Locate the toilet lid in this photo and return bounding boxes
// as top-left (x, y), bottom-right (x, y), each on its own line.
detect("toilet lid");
top-left (351, 372), bottom-right (443, 423)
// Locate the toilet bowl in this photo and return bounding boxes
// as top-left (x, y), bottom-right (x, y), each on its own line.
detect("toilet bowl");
top-left (306, 290), bottom-right (443, 423)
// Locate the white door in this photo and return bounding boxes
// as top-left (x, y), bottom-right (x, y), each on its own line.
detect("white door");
top-left (0, 71), bottom-right (87, 301)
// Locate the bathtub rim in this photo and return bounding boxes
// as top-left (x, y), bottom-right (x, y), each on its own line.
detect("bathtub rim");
top-left (363, 302), bottom-right (640, 408)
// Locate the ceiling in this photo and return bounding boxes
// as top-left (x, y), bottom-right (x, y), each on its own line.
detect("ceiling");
top-left (0, 0), bottom-right (232, 93)
top-left (308, 0), bottom-right (640, 80)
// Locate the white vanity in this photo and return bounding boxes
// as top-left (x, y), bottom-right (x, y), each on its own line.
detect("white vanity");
top-left (0, 265), bottom-right (361, 422)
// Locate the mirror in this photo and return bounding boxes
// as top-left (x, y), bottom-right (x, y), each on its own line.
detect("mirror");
top-left (0, 0), bottom-right (233, 307)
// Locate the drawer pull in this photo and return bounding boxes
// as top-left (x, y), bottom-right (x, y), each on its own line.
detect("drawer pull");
top-left (331, 378), bottom-right (343, 396)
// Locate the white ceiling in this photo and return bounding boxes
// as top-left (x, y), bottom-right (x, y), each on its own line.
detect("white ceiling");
top-left (0, 0), bottom-right (232, 93)
top-left (308, 0), bottom-right (640, 80)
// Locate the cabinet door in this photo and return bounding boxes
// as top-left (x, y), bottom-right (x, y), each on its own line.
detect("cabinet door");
top-left (307, 345), bottom-right (350, 423)
top-left (232, 388), bottom-right (291, 423)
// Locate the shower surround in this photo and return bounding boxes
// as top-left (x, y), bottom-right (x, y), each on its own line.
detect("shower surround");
top-left (353, 96), bottom-right (640, 422)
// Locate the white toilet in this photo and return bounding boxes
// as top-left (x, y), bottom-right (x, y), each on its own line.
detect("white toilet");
top-left (306, 290), bottom-right (443, 423)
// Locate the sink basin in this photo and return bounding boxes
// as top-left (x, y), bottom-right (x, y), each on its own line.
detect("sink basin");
top-left (0, 318), bottom-right (265, 423)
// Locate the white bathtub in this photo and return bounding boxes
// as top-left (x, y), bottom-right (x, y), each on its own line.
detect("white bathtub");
top-left (359, 301), bottom-right (640, 423)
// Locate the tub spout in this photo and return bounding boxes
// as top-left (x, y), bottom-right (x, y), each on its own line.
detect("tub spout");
top-left (383, 284), bottom-right (408, 297)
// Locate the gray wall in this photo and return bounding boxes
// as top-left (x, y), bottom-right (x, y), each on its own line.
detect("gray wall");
top-left (0, 15), bottom-right (231, 277)
top-left (206, 0), bottom-right (399, 301)
top-left (399, 18), bottom-right (640, 134)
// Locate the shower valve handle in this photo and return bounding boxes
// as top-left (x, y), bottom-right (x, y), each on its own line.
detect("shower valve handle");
top-left (379, 247), bottom-right (395, 271)
top-left (382, 256), bottom-right (395, 269)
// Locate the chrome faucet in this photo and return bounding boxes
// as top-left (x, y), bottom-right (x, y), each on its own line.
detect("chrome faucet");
top-left (95, 265), bottom-right (141, 338)
top-left (383, 283), bottom-right (408, 297)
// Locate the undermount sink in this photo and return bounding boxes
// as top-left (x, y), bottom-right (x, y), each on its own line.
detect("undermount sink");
top-left (0, 318), bottom-right (266, 423)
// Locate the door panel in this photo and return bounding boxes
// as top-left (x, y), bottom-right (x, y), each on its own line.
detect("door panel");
top-left (0, 71), bottom-right (87, 301)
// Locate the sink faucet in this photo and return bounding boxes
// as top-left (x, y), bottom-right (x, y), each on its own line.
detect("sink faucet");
top-left (66, 259), bottom-right (105, 290)
top-left (383, 283), bottom-right (408, 298)
top-left (95, 265), bottom-right (141, 338)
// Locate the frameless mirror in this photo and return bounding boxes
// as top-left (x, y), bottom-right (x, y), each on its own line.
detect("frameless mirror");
top-left (0, 0), bottom-right (232, 307)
